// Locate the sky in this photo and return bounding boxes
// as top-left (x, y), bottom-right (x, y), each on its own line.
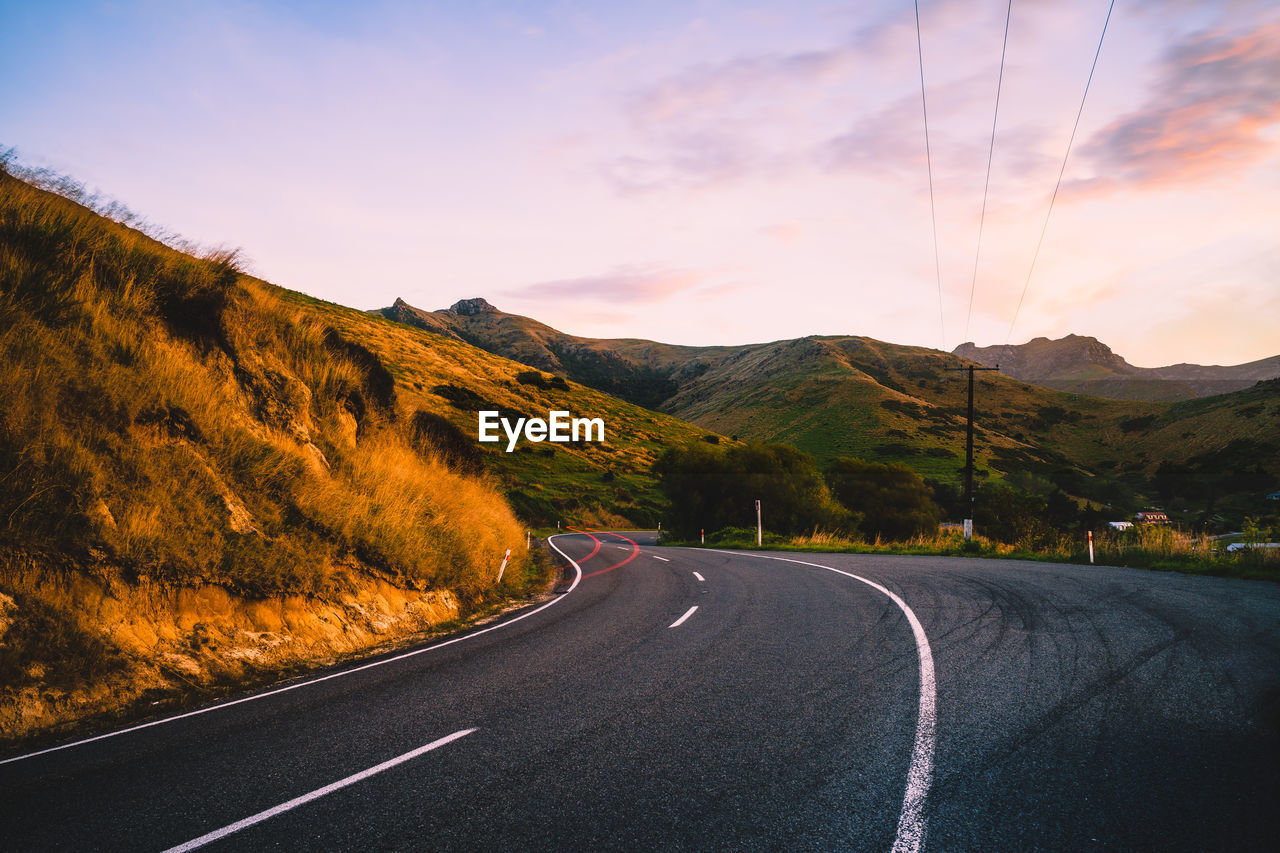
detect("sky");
top-left (3, 0), bottom-right (1278, 367)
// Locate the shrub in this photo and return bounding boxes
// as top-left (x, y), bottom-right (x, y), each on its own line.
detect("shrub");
top-left (825, 457), bottom-right (941, 541)
top-left (653, 441), bottom-right (853, 540)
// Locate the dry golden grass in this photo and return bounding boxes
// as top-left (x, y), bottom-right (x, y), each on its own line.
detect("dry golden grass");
top-left (1, 168), bottom-right (529, 600)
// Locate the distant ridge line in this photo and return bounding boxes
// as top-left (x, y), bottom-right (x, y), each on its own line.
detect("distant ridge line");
top-left (955, 336), bottom-right (1280, 401)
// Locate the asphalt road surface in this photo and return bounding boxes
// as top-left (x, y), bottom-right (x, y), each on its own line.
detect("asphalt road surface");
top-left (2, 531), bottom-right (1277, 851)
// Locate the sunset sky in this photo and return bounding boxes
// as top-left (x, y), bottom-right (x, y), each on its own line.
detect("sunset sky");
top-left (4, 0), bottom-right (1277, 367)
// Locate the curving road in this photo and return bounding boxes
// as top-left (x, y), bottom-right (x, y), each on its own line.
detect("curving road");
top-left (1, 531), bottom-right (1277, 851)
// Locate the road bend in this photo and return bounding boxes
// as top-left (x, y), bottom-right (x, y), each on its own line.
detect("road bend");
top-left (1, 531), bottom-right (1277, 851)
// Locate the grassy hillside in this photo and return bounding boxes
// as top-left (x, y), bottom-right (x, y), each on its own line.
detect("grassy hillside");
top-left (0, 167), bottom-right (561, 741)
top-left (0, 172), bottom-right (535, 600)
top-left (385, 299), bottom-right (1280, 525)
top-left (285, 292), bottom-right (715, 528)
top-left (381, 297), bottom-right (728, 409)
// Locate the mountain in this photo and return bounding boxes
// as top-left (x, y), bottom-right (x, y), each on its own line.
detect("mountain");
top-left (380, 296), bottom-right (705, 409)
top-left (380, 298), bottom-right (1280, 521)
top-left (952, 336), bottom-right (1280, 401)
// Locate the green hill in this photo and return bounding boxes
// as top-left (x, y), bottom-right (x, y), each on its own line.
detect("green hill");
top-left (383, 298), bottom-right (1280, 524)
top-left (284, 292), bottom-right (714, 528)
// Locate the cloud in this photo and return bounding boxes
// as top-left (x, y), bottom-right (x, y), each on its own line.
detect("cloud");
top-left (1072, 23), bottom-right (1280, 193)
top-left (761, 221), bottom-right (804, 244)
top-left (624, 47), bottom-right (858, 131)
top-left (507, 265), bottom-right (716, 304)
top-left (598, 37), bottom-right (870, 194)
top-left (819, 93), bottom-right (925, 177)
top-left (816, 78), bottom-right (1055, 205)
top-left (600, 132), bottom-right (757, 194)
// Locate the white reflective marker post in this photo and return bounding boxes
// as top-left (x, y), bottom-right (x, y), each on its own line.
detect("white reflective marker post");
top-left (756, 499), bottom-right (762, 547)
top-left (497, 548), bottom-right (511, 583)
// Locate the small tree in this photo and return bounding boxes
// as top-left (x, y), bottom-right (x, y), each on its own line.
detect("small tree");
top-left (973, 484), bottom-right (1049, 545)
top-left (824, 458), bottom-right (941, 541)
top-left (653, 442), bottom-right (853, 539)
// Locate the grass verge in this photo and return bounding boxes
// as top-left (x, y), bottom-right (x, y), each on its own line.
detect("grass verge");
top-left (660, 526), bottom-right (1280, 582)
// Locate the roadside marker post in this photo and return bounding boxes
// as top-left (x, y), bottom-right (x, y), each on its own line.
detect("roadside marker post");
top-left (701, 529), bottom-right (705, 545)
top-left (756, 500), bottom-right (762, 547)
top-left (1088, 530), bottom-right (1094, 564)
top-left (497, 549), bottom-right (511, 583)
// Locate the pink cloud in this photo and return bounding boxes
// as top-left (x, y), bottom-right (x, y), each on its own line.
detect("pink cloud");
top-left (598, 37), bottom-right (872, 194)
top-left (762, 221), bottom-right (803, 244)
top-left (507, 265), bottom-right (712, 304)
top-left (625, 47), bottom-right (858, 130)
top-left (1072, 23), bottom-right (1280, 194)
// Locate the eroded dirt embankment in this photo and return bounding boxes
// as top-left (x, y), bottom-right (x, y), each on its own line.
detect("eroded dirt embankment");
top-left (0, 551), bottom-right (460, 745)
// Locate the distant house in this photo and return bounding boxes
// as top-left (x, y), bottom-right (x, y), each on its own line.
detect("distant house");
top-left (1134, 511), bottom-right (1170, 525)
top-left (1267, 490), bottom-right (1280, 501)
top-left (1108, 521), bottom-right (1133, 531)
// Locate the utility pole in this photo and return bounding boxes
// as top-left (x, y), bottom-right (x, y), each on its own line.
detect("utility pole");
top-left (947, 364), bottom-right (999, 541)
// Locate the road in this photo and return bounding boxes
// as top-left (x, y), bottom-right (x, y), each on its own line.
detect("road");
top-left (2, 531), bottom-right (1278, 851)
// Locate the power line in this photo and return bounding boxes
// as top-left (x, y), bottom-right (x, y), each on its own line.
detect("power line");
top-left (962, 0), bottom-right (1013, 347)
top-left (1003, 0), bottom-right (1116, 354)
top-left (914, 0), bottom-right (946, 352)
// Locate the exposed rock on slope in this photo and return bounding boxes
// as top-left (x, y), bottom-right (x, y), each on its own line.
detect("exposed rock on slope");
top-left (0, 552), bottom-right (458, 742)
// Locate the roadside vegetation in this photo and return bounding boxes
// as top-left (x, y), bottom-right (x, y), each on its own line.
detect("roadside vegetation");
top-left (653, 439), bottom-right (1279, 582)
top-left (668, 523), bottom-right (1279, 582)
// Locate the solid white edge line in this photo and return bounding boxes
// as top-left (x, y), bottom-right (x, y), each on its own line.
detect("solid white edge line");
top-left (1, 537), bottom-right (586, 768)
top-left (652, 556), bottom-right (671, 562)
top-left (692, 571), bottom-right (705, 582)
top-left (161, 728), bottom-right (476, 852)
top-left (668, 605), bottom-right (698, 628)
top-left (700, 548), bottom-right (935, 853)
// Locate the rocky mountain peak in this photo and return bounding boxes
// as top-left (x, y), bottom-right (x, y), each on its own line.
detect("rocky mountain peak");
top-left (448, 297), bottom-right (498, 316)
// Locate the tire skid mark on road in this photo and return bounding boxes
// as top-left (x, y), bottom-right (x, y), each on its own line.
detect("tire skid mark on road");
top-left (699, 548), bottom-right (936, 853)
top-left (579, 531), bottom-right (642, 579)
top-left (566, 527), bottom-right (603, 564)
